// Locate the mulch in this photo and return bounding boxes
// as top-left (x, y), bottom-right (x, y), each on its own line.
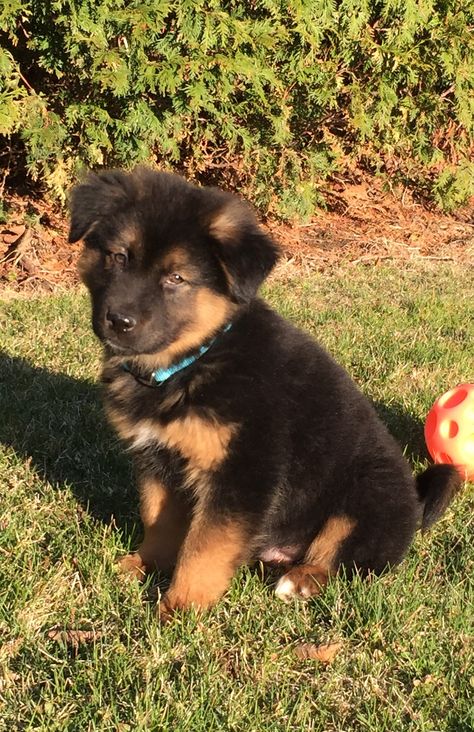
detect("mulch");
top-left (1, 179), bottom-right (472, 294)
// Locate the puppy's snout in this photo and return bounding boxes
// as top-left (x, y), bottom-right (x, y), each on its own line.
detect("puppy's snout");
top-left (106, 310), bottom-right (137, 333)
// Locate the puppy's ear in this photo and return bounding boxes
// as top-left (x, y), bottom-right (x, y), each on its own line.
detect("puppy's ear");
top-left (208, 196), bottom-right (280, 304)
top-left (68, 170), bottom-right (132, 243)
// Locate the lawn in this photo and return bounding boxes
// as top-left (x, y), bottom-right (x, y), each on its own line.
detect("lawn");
top-left (0, 262), bottom-right (473, 732)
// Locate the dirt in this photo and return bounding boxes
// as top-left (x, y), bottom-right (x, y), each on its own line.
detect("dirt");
top-left (1, 178), bottom-right (473, 294)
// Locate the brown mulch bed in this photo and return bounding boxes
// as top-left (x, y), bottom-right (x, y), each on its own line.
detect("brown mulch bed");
top-left (1, 179), bottom-right (473, 294)
top-left (267, 181), bottom-right (474, 270)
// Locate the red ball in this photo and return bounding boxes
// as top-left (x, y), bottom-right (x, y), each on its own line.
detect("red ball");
top-left (424, 383), bottom-right (474, 481)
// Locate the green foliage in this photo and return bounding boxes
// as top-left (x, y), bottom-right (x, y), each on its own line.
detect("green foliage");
top-left (1, 0), bottom-right (473, 216)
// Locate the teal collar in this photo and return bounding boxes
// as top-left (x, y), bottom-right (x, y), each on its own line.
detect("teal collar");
top-left (122, 323), bottom-right (232, 388)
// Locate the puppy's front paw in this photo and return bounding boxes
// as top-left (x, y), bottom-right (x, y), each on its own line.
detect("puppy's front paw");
top-left (157, 589), bottom-right (209, 623)
top-left (117, 552), bottom-right (147, 580)
top-left (157, 597), bottom-right (175, 624)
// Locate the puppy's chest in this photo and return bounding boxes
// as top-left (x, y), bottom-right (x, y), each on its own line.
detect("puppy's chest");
top-left (104, 372), bottom-right (237, 473)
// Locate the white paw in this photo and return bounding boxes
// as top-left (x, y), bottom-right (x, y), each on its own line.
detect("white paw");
top-left (274, 575), bottom-right (297, 602)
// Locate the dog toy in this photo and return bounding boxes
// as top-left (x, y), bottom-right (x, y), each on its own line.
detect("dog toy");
top-left (424, 383), bottom-right (474, 481)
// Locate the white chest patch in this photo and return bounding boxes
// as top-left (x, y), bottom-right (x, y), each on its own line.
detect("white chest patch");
top-left (129, 422), bottom-right (164, 450)
top-left (113, 413), bottom-right (238, 473)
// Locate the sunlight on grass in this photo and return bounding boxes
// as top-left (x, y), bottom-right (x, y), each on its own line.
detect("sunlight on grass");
top-left (1, 262), bottom-right (473, 731)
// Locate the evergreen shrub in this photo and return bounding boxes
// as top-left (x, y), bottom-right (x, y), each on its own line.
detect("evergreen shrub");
top-left (1, 0), bottom-right (473, 217)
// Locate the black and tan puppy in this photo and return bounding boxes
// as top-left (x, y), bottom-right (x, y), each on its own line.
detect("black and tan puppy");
top-left (69, 167), bottom-right (461, 619)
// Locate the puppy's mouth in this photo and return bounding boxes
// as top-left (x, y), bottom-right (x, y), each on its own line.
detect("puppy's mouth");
top-left (104, 339), bottom-right (137, 355)
top-left (103, 336), bottom-right (171, 357)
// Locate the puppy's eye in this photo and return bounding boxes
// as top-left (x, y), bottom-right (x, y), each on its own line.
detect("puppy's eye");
top-left (104, 250), bottom-right (128, 269)
top-left (114, 251), bottom-right (128, 267)
top-left (164, 273), bottom-right (184, 286)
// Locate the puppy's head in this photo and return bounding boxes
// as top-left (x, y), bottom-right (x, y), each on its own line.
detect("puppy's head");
top-left (69, 168), bottom-right (279, 363)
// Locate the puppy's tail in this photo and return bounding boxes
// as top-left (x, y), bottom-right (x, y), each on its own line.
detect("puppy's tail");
top-left (416, 464), bottom-right (463, 531)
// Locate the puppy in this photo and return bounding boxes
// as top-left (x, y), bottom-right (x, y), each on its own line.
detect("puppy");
top-left (69, 167), bottom-right (461, 619)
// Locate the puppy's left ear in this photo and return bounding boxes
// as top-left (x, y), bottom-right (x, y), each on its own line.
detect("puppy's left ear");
top-left (68, 170), bottom-right (131, 243)
top-left (208, 196), bottom-right (280, 304)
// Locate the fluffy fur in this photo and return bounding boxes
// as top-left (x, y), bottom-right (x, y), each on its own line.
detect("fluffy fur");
top-left (69, 167), bottom-right (462, 619)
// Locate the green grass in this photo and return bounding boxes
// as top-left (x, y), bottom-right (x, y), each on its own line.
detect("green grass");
top-left (0, 263), bottom-right (473, 732)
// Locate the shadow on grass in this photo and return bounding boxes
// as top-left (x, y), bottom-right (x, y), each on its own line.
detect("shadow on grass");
top-left (0, 349), bottom-right (428, 534)
top-left (0, 351), bottom-right (135, 527)
top-left (372, 400), bottom-right (428, 465)
top-left (445, 719), bottom-right (474, 732)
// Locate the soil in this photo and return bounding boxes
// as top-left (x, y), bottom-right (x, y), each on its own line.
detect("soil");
top-left (1, 178), bottom-right (473, 294)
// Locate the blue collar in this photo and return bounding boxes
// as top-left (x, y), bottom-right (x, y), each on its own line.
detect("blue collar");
top-left (122, 323), bottom-right (232, 388)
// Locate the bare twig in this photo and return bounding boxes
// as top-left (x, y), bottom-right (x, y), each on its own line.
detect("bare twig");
top-left (1, 227), bottom-right (33, 266)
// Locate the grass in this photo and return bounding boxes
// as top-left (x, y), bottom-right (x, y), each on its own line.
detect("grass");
top-left (0, 262), bottom-right (473, 732)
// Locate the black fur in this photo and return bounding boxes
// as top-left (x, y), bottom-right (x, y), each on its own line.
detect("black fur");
top-left (69, 167), bottom-right (462, 609)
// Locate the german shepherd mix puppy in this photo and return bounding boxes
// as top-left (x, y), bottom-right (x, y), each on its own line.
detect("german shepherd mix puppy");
top-left (69, 168), bottom-right (461, 620)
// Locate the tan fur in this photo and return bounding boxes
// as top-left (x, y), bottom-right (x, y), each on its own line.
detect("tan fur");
top-left (117, 552), bottom-right (147, 579)
top-left (136, 288), bottom-right (237, 370)
top-left (78, 223), bottom-right (138, 280)
top-left (305, 515), bottom-right (356, 571)
top-left (160, 518), bottom-right (248, 616)
top-left (104, 406), bottom-right (141, 443)
top-left (141, 478), bottom-right (191, 570)
top-left (160, 247), bottom-right (192, 273)
top-left (277, 564), bottom-right (330, 599)
top-left (160, 415), bottom-right (237, 470)
top-left (106, 409), bottom-right (237, 472)
top-left (119, 478), bottom-right (190, 575)
top-left (78, 247), bottom-right (100, 281)
top-left (114, 222), bottom-right (139, 251)
top-left (104, 372), bottom-right (135, 398)
top-left (275, 515), bottom-right (355, 602)
top-left (218, 260), bottom-right (237, 296)
top-left (209, 203), bottom-right (244, 243)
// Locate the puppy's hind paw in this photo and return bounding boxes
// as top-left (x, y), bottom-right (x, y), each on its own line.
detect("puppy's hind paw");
top-left (275, 565), bottom-right (328, 602)
top-left (275, 575), bottom-right (300, 602)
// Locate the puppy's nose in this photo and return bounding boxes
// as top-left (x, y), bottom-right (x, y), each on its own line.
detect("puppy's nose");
top-left (106, 310), bottom-right (137, 332)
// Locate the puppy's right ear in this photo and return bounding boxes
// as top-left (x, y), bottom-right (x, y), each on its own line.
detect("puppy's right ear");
top-left (68, 170), bottom-right (131, 243)
top-left (207, 195), bottom-right (280, 304)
